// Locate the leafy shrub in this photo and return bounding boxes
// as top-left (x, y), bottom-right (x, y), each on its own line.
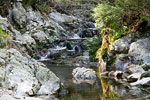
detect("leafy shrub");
top-left (93, 0), bottom-right (150, 60)
top-left (83, 35), bottom-right (101, 61)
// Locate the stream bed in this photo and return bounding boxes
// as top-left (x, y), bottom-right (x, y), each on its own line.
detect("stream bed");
top-left (44, 62), bottom-right (102, 100)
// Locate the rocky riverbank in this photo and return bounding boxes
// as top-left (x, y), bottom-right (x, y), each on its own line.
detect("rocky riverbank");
top-left (0, 0), bottom-right (100, 99)
top-left (99, 32), bottom-right (150, 99)
top-left (0, 48), bottom-right (60, 100)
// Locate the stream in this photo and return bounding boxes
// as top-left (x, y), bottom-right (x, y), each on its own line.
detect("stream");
top-left (44, 62), bottom-right (102, 100)
top-left (43, 62), bottom-right (148, 100)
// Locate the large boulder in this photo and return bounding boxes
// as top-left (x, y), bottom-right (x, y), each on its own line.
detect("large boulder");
top-left (129, 37), bottom-right (150, 65)
top-left (110, 33), bottom-right (135, 52)
top-left (49, 12), bottom-right (80, 23)
top-left (0, 49), bottom-right (60, 97)
top-left (12, 2), bottom-right (26, 28)
top-left (72, 67), bottom-right (96, 84)
top-left (123, 64), bottom-right (145, 82)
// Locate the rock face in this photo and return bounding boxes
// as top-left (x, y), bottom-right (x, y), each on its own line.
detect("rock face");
top-left (0, 48), bottom-right (60, 98)
top-left (110, 33), bottom-right (135, 52)
top-left (49, 12), bottom-right (80, 23)
top-left (12, 2), bottom-right (27, 28)
top-left (72, 67), bottom-right (96, 84)
top-left (129, 37), bottom-right (150, 65)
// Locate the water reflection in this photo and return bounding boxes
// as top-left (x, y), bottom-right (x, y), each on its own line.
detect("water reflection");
top-left (99, 74), bottom-right (148, 100)
top-left (44, 63), bottom-right (102, 100)
top-left (99, 76), bottom-right (120, 100)
top-left (43, 62), bottom-right (148, 100)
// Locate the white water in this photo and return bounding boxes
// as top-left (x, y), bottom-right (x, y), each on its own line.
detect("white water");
top-left (69, 34), bottom-right (81, 40)
top-left (51, 46), bottom-right (67, 51)
top-left (38, 46), bottom-right (67, 61)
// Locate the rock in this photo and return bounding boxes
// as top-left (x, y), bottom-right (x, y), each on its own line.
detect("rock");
top-left (36, 67), bottom-right (60, 95)
top-left (100, 71), bottom-right (109, 77)
top-left (26, 8), bottom-right (44, 30)
top-left (127, 73), bottom-right (141, 82)
top-left (12, 2), bottom-right (26, 28)
top-left (110, 33), bottom-right (135, 52)
top-left (107, 71), bottom-right (123, 79)
top-left (128, 87), bottom-right (143, 97)
top-left (0, 48), bottom-right (60, 97)
top-left (32, 30), bottom-right (48, 43)
top-left (0, 68), bottom-right (5, 86)
top-left (125, 64), bottom-right (145, 74)
top-left (0, 94), bottom-right (43, 100)
top-left (130, 77), bottom-right (150, 86)
top-left (72, 67), bottom-right (96, 84)
top-left (141, 70), bottom-right (150, 79)
top-left (114, 57), bottom-right (131, 71)
top-left (129, 37), bottom-right (150, 65)
top-left (23, 34), bottom-right (36, 45)
top-left (49, 12), bottom-right (80, 23)
top-left (0, 15), bottom-right (24, 43)
top-left (0, 58), bottom-right (5, 66)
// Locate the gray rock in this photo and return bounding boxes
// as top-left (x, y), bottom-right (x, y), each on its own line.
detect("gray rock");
top-left (125, 64), bottom-right (145, 74)
top-left (129, 37), bottom-right (150, 65)
top-left (36, 67), bottom-right (60, 95)
top-left (26, 8), bottom-right (44, 30)
top-left (23, 34), bottom-right (36, 45)
top-left (128, 87), bottom-right (143, 97)
top-left (130, 77), bottom-right (150, 86)
top-left (12, 2), bottom-right (26, 28)
top-left (0, 48), bottom-right (60, 97)
top-left (0, 15), bottom-right (24, 43)
top-left (0, 68), bottom-right (5, 85)
top-left (110, 33), bottom-right (135, 52)
top-left (127, 73), bottom-right (141, 82)
top-left (0, 58), bottom-right (5, 66)
top-left (141, 70), bottom-right (150, 79)
top-left (49, 12), bottom-right (80, 23)
top-left (32, 30), bottom-right (48, 43)
top-left (0, 94), bottom-right (43, 100)
top-left (72, 67), bottom-right (96, 84)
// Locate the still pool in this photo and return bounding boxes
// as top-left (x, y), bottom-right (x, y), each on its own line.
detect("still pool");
top-left (43, 62), bottom-right (148, 100)
top-left (44, 63), bottom-right (102, 100)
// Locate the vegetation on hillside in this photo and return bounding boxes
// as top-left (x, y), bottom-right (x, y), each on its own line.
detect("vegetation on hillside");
top-left (93, 0), bottom-right (150, 61)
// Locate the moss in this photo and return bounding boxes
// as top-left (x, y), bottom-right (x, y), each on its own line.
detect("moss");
top-left (0, 27), bottom-right (11, 48)
top-left (35, 5), bottom-right (50, 14)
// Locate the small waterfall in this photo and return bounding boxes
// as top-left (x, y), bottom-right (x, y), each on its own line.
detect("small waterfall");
top-left (72, 34), bottom-right (81, 39)
top-left (38, 46), bottom-right (67, 61)
top-left (38, 51), bottom-right (51, 61)
top-left (73, 45), bottom-right (81, 53)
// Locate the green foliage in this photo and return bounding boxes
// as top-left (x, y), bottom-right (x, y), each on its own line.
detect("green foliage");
top-left (0, 28), bottom-right (10, 48)
top-left (83, 35), bottom-right (101, 61)
top-left (0, 0), bottom-right (11, 16)
top-left (35, 5), bottom-right (50, 13)
top-left (22, 0), bottom-right (38, 7)
top-left (93, 0), bottom-right (150, 60)
top-left (92, 4), bottom-right (123, 28)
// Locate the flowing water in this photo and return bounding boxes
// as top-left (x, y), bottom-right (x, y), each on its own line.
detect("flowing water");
top-left (44, 62), bottom-right (102, 100)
